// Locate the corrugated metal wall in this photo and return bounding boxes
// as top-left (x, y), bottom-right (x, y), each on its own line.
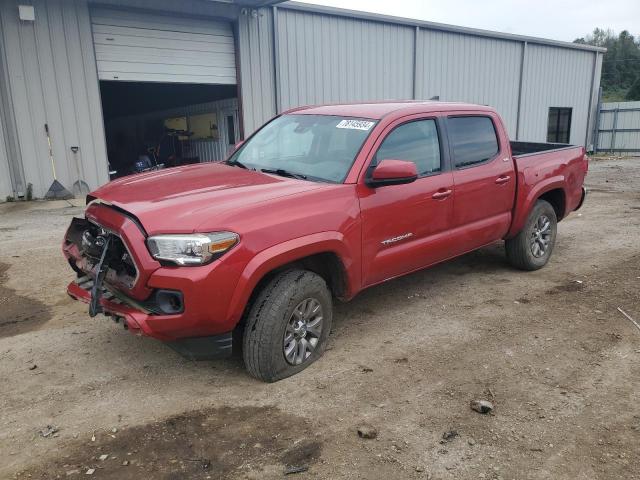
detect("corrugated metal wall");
top-left (597, 101), bottom-right (640, 154)
top-left (276, 9), bottom-right (415, 110)
top-left (416, 30), bottom-right (522, 137)
top-left (237, 7), bottom-right (276, 136)
top-left (105, 98), bottom-right (239, 164)
top-left (0, 105), bottom-right (13, 199)
top-left (519, 44), bottom-right (595, 146)
top-left (0, 0), bottom-right (108, 199)
top-left (0, 20), bottom-right (23, 200)
top-left (237, 5), bottom-right (601, 147)
top-left (0, 0), bottom-right (604, 200)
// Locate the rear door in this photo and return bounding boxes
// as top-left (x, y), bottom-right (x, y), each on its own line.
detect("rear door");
top-left (446, 113), bottom-right (516, 256)
top-left (358, 115), bottom-right (455, 286)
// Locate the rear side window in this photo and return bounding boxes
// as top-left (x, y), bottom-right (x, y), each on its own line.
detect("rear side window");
top-left (375, 119), bottom-right (441, 175)
top-left (448, 116), bottom-right (499, 168)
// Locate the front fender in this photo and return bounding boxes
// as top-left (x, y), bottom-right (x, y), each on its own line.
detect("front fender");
top-left (225, 232), bottom-right (359, 324)
top-left (507, 174), bottom-right (565, 238)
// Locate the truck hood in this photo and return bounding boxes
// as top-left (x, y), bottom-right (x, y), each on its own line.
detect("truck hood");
top-left (90, 163), bottom-right (324, 234)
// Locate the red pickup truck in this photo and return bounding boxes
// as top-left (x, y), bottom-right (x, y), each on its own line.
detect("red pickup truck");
top-left (64, 102), bottom-right (588, 382)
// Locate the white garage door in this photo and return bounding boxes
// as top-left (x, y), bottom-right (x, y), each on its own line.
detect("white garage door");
top-left (91, 7), bottom-right (236, 84)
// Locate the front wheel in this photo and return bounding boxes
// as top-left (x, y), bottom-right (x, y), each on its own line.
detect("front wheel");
top-left (242, 269), bottom-right (332, 382)
top-left (505, 200), bottom-right (557, 271)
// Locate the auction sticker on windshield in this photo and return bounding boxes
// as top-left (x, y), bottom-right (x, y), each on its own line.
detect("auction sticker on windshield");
top-left (336, 119), bottom-right (375, 131)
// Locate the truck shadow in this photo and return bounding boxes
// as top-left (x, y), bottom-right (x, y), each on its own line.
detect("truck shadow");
top-left (334, 241), bottom-right (511, 317)
top-left (72, 243), bottom-right (512, 381)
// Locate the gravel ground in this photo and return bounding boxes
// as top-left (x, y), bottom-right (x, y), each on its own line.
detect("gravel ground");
top-left (0, 156), bottom-right (639, 480)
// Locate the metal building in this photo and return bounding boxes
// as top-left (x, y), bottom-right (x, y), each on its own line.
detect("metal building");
top-left (0, 0), bottom-right (604, 200)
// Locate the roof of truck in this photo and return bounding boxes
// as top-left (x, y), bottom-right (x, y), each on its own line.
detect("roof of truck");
top-left (284, 101), bottom-right (495, 119)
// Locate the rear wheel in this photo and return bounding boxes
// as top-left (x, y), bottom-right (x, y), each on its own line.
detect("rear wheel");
top-left (505, 200), bottom-right (557, 271)
top-left (242, 269), bottom-right (332, 382)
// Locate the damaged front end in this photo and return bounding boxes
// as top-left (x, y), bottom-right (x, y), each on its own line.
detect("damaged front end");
top-left (63, 213), bottom-right (232, 359)
top-left (64, 217), bottom-right (139, 317)
top-left (63, 214), bottom-right (187, 334)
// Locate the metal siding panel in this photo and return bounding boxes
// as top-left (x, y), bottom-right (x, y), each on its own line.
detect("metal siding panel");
top-left (38, 0), bottom-right (76, 195)
top-left (597, 101), bottom-right (640, 154)
top-left (237, 7), bottom-right (276, 136)
top-left (0, 0), bottom-right (108, 198)
top-left (280, 2), bottom-right (605, 54)
top-left (520, 44), bottom-right (594, 145)
top-left (586, 52), bottom-right (602, 147)
top-left (0, 104), bottom-right (12, 199)
top-left (276, 9), bottom-right (414, 110)
top-left (416, 29), bottom-right (521, 137)
top-left (76, 0), bottom-right (110, 189)
top-left (0, 2), bottom-right (25, 197)
top-left (15, 2), bottom-right (51, 198)
top-left (90, 6), bottom-right (236, 84)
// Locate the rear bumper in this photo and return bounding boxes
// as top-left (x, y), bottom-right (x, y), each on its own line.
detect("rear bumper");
top-left (67, 279), bottom-right (233, 359)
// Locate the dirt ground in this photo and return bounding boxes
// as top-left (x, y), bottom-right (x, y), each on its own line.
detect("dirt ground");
top-left (1, 156), bottom-right (639, 480)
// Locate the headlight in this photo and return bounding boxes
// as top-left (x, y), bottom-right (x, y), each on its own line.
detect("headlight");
top-left (147, 232), bottom-right (239, 266)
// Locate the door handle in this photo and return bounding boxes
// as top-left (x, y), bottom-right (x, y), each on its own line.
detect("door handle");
top-left (432, 189), bottom-right (452, 200)
top-left (495, 175), bottom-right (511, 185)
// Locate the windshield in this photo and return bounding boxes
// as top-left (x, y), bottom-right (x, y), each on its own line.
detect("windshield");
top-left (228, 114), bottom-right (377, 183)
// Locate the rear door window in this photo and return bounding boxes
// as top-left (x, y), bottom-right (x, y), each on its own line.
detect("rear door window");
top-left (448, 116), bottom-right (499, 168)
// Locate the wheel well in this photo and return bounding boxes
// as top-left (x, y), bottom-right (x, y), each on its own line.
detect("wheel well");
top-left (294, 252), bottom-right (348, 299)
top-left (239, 252), bottom-right (348, 328)
top-left (538, 188), bottom-right (566, 220)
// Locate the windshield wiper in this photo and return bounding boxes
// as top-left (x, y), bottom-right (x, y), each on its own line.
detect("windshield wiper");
top-left (227, 159), bottom-right (247, 169)
top-left (260, 168), bottom-right (307, 180)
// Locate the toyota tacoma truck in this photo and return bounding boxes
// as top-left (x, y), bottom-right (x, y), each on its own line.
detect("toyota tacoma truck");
top-left (63, 102), bottom-right (588, 382)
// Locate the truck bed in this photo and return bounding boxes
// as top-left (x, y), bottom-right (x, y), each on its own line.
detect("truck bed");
top-left (507, 141), bottom-right (587, 238)
top-left (510, 141), bottom-right (576, 157)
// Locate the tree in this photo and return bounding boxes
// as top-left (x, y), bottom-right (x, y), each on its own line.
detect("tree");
top-left (575, 29), bottom-right (640, 101)
top-left (627, 77), bottom-right (640, 101)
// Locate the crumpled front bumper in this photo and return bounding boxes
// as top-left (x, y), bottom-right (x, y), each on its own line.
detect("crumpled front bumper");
top-left (67, 277), bottom-right (233, 359)
top-left (67, 276), bottom-right (155, 337)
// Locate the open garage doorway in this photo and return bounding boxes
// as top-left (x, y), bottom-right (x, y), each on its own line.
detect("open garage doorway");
top-left (99, 81), bottom-right (239, 179)
top-left (90, 5), bottom-right (241, 179)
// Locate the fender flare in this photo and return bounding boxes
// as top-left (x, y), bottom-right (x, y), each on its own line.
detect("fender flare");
top-left (225, 232), bottom-right (358, 324)
top-left (507, 175), bottom-right (566, 238)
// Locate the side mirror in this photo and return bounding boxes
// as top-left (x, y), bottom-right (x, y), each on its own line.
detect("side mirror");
top-left (367, 159), bottom-right (418, 187)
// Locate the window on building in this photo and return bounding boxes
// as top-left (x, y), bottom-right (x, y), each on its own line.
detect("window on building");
top-left (448, 116), bottom-right (499, 167)
top-left (547, 107), bottom-right (572, 144)
top-left (375, 119), bottom-right (441, 175)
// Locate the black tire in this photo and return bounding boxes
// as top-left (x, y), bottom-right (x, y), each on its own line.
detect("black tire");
top-left (242, 269), bottom-right (332, 382)
top-left (505, 200), bottom-right (557, 271)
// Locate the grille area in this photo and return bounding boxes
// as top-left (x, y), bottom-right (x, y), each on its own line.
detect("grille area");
top-left (65, 217), bottom-right (138, 290)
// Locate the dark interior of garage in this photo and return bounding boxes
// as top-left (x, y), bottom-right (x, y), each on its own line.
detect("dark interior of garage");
top-left (100, 81), bottom-right (238, 179)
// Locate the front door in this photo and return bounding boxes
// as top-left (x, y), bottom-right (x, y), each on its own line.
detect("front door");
top-left (358, 116), bottom-right (455, 286)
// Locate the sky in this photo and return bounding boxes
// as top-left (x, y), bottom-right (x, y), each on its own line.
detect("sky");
top-left (294, 0), bottom-right (639, 42)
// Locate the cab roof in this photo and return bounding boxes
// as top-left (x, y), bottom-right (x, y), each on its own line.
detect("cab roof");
top-left (283, 101), bottom-right (495, 120)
